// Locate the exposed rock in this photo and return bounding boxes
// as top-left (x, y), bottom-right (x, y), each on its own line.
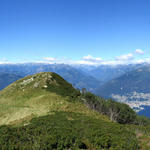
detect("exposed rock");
top-left (21, 78), bottom-right (34, 86)
top-left (33, 82), bottom-right (39, 88)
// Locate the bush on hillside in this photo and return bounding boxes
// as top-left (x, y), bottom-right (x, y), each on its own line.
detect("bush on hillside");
top-left (105, 99), bottom-right (137, 124)
top-left (82, 92), bottom-right (137, 124)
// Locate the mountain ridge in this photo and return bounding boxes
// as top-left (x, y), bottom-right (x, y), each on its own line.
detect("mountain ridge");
top-left (95, 65), bottom-right (150, 113)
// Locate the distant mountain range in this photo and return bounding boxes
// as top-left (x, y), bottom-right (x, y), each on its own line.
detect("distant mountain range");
top-left (0, 63), bottom-right (146, 92)
top-left (95, 65), bottom-right (150, 96)
top-left (0, 63), bottom-right (101, 92)
top-left (95, 65), bottom-right (150, 113)
top-left (0, 72), bottom-right (22, 90)
top-left (77, 64), bottom-right (143, 82)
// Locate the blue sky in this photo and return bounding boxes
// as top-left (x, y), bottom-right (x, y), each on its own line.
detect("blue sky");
top-left (0, 0), bottom-right (150, 65)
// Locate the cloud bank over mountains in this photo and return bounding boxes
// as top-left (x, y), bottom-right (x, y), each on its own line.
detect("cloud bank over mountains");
top-left (41, 49), bottom-right (150, 65)
top-left (1, 49), bottom-right (150, 65)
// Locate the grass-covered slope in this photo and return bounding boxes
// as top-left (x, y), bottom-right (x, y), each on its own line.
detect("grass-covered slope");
top-left (0, 72), bottom-right (147, 149)
top-left (0, 72), bottom-right (103, 125)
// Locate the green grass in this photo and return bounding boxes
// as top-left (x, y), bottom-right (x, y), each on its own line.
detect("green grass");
top-left (0, 88), bottom-right (108, 125)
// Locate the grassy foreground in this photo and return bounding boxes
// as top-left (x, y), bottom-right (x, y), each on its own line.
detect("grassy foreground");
top-left (0, 111), bottom-right (139, 150)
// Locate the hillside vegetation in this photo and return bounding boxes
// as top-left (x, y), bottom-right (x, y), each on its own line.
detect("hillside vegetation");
top-left (0, 72), bottom-right (149, 149)
top-left (0, 111), bottom-right (139, 150)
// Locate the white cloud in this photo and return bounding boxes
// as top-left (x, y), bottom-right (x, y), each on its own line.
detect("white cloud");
top-left (43, 57), bottom-right (56, 61)
top-left (116, 53), bottom-right (133, 61)
top-left (74, 55), bottom-right (103, 65)
top-left (82, 54), bottom-right (102, 64)
top-left (83, 55), bottom-right (102, 62)
top-left (135, 49), bottom-right (144, 55)
top-left (76, 60), bottom-right (97, 65)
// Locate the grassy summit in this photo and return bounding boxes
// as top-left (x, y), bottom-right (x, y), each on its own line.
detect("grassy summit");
top-left (0, 72), bottom-right (104, 125)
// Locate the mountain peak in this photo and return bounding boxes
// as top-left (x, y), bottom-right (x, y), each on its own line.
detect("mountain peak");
top-left (4, 72), bottom-right (78, 96)
top-left (0, 72), bottom-right (81, 125)
top-left (15, 72), bottom-right (56, 90)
